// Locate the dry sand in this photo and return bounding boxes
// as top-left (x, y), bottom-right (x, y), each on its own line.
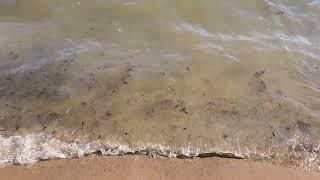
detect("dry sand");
top-left (0, 155), bottom-right (319, 180)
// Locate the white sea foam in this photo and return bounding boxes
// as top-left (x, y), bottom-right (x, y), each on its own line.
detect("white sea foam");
top-left (0, 133), bottom-right (245, 167)
top-left (0, 133), bottom-right (319, 171)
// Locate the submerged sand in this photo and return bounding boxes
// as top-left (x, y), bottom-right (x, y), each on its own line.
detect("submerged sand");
top-left (1, 0), bottom-right (320, 171)
top-left (0, 155), bottom-right (318, 180)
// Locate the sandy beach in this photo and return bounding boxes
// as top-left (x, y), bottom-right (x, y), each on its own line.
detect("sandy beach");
top-left (0, 155), bottom-right (318, 180)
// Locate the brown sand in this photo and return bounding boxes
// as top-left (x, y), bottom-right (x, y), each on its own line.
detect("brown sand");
top-left (0, 155), bottom-right (318, 180)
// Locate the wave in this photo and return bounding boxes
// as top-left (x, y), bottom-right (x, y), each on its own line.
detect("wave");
top-left (1, 133), bottom-right (319, 171)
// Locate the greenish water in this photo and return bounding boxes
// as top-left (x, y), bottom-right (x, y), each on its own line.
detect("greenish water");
top-left (0, 0), bottom-right (320, 171)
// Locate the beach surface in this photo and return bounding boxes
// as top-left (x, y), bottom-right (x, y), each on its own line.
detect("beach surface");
top-left (0, 155), bottom-right (318, 180)
top-left (1, 0), bottom-right (320, 176)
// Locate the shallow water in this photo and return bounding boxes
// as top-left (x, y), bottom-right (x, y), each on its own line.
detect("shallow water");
top-left (0, 0), bottom-right (320, 171)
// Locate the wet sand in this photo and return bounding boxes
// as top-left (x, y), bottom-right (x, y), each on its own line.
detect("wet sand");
top-left (0, 155), bottom-right (318, 180)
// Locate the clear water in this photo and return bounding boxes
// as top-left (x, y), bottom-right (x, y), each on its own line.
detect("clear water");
top-left (0, 0), bottom-right (320, 171)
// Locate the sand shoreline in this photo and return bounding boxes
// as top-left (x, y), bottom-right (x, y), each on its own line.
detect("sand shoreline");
top-left (0, 155), bottom-right (318, 180)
